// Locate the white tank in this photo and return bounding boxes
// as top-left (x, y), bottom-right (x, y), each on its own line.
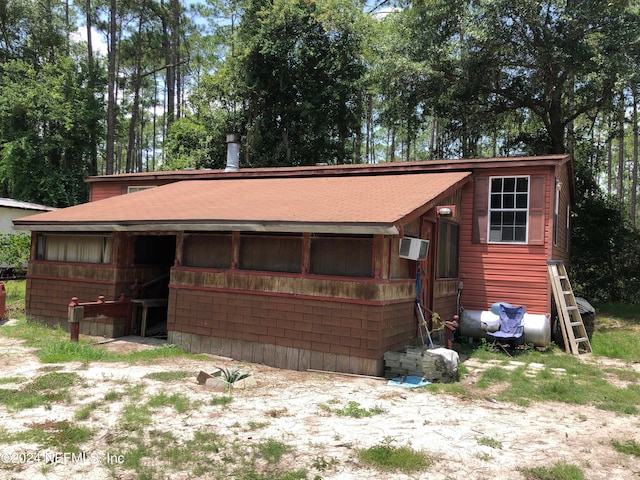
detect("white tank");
top-left (458, 309), bottom-right (551, 347)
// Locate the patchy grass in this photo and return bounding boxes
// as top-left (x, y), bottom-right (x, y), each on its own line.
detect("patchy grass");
top-left (148, 391), bottom-right (193, 414)
top-left (357, 438), bottom-right (434, 473)
top-left (74, 401), bottom-right (100, 421)
top-left (610, 438), bottom-right (640, 456)
top-left (0, 371), bottom-right (82, 410)
top-left (143, 370), bottom-right (192, 382)
top-left (470, 356), bottom-right (640, 414)
top-left (0, 376), bottom-right (27, 385)
top-left (0, 316), bottom-right (203, 364)
top-left (518, 461), bottom-right (586, 480)
top-left (255, 438), bottom-right (293, 464)
top-left (319, 400), bottom-right (385, 418)
top-left (3, 280), bottom-right (25, 315)
top-left (477, 436), bottom-right (503, 449)
top-left (0, 420), bottom-right (93, 452)
top-left (590, 304), bottom-right (640, 362)
top-left (453, 329), bottom-right (640, 414)
top-left (211, 395), bottom-right (234, 407)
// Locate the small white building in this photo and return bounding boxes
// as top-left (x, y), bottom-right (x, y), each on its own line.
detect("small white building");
top-left (0, 198), bottom-right (55, 235)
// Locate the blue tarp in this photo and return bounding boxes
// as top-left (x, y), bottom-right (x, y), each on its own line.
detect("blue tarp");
top-left (387, 376), bottom-right (432, 388)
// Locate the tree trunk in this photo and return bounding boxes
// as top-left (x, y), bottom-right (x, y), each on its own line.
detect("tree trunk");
top-left (85, 0), bottom-right (98, 175)
top-left (631, 84), bottom-right (639, 226)
top-left (161, 0), bottom-right (175, 128)
top-left (126, 16), bottom-right (144, 173)
top-left (105, 0), bottom-right (117, 175)
top-left (390, 126), bottom-right (396, 163)
top-left (171, 0), bottom-right (181, 120)
top-left (617, 92), bottom-right (625, 205)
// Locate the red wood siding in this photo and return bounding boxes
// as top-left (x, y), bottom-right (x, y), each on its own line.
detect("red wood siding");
top-left (26, 273), bottom-right (118, 327)
top-left (459, 167), bottom-right (554, 314)
top-left (89, 180), bottom-right (176, 202)
top-left (90, 183), bottom-right (126, 202)
top-left (167, 285), bottom-right (416, 373)
top-left (552, 163), bottom-right (572, 264)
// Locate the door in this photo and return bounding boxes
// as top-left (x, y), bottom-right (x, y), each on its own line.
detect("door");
top-left (420, 218), bottom-right (436, 329)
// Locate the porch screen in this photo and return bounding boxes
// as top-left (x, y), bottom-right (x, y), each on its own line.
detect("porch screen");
top-left (39, 234), bottom-right (112, 263)
top-left (310, 235), bottom-right (373, 277)
top-left (183, 234), bottom-right (232, 268)
top-left (239, 234), bottom-right (302, 273)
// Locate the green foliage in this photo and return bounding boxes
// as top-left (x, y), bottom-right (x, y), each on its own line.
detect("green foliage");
top-left (218, 365), bottom-right (252, 394)
top-left (0, 233), bottom-right (30, 272)
top-left (235, 0), bottom-right (367, 166)
top-left (163, 117), bottom-right (227, 171)
top-left (570, 162), bottom-right (640, 303)
top-left (0, 57), bottom-right (95, 206)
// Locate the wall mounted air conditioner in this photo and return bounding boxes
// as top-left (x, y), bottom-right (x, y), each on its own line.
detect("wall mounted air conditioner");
top-left (399, 237), bottom-right (430, 260)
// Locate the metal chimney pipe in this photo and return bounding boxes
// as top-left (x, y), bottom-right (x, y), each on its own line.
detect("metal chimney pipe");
top-left (225, 133), bottom-right (240, 172)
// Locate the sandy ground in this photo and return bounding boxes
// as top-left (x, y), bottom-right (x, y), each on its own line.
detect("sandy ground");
top-left (0, 331), bottom-right (638, 480)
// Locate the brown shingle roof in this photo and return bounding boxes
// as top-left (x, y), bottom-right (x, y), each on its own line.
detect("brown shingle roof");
top-left (15, 172), bottom-right (470, 234)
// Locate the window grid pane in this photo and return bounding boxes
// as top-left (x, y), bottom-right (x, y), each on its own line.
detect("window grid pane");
top-left (488, 176), bottom-right (529, 244)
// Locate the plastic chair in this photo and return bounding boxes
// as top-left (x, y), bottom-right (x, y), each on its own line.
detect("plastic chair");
top-left (487, 305), bottom-right (525, 354)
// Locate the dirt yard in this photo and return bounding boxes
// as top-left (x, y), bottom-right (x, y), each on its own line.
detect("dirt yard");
top-left (0, 332), bottom-right (638, 480)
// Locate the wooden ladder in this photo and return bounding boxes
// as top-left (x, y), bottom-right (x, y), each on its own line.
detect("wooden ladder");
top-left (547, 261), bottom-right (592, 355)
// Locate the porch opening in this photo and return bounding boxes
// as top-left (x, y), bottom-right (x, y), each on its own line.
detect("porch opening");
top-left (130, 234), bottom-right (176, 339)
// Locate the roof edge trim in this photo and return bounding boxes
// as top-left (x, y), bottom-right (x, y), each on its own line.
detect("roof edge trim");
top-left (14, 222), bottom-right (400, 235)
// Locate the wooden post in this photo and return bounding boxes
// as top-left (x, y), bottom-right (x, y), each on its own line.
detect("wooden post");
top-left (68, 297), bottom-right (84, 342)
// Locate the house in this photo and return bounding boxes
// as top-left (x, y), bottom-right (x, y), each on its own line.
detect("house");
top-left (0, 198), bottom-right (55, 234)
top-left (13, 154), bottom-right (573, 376)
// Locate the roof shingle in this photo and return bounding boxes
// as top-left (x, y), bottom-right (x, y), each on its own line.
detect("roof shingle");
top-left (15, 172), bottom-right (470, 234)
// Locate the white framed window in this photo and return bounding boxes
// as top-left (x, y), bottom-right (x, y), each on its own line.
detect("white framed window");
top-left (488, 176), bottom-right (529, 243)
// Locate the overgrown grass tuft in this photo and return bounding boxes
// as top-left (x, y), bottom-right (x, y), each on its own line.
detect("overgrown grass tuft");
top-left (255, 438), bottom-right (292, 464)
top-left (518, 461), bottom-right (586, 480)
top-left (358, 439), bottom-right (433, 473)
top-left (319, 400), bottom-right (385, 418)
top-left (477, 436), bottom-right (503, 449)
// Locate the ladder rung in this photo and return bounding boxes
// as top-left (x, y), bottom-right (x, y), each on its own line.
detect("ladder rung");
top-left (570, 322), bottom-right (583, 327)
top-left (566, 306), bottom-right (578, 311)
top-left (575, 337), bottom-right (589, 343)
